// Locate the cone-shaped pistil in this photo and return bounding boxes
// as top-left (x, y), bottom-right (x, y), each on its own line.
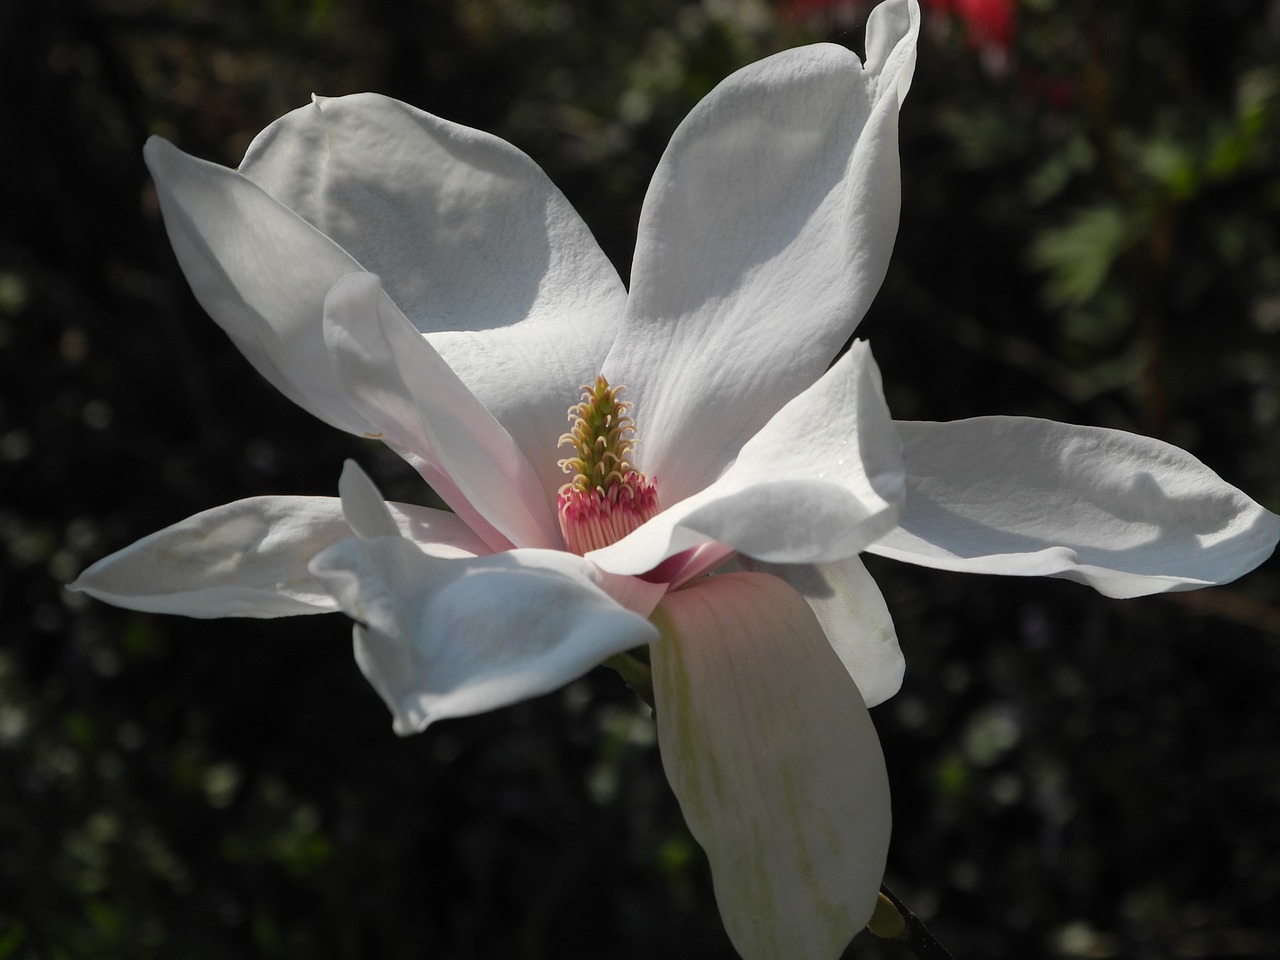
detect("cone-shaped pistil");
top-left (557, 376), bottom-right (660, 555)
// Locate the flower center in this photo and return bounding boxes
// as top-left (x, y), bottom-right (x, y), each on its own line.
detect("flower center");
top-left (557, 376), bottom-right (660, 555)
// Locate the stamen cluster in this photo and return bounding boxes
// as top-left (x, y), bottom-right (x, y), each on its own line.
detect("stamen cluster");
top-left (557, 376), bottom-right (660, 555)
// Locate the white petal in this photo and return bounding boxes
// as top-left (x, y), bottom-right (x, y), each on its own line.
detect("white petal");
top-left (607, 8), bottom-right (920, 503)
top-left (143, 137), bottom-right (369, 435)
top-left (336, 460), bottom-right (493, 561)
top-left (69, 495), bottom-right (483, 617)
top-left (338, 459), bottom-right (400, 540)
top-left (739, 556), bottom-right (903, 708)
top-left (309, 543), bottom-right (662, 734)
top-left (651, 572), bottom-right (891, 960)
top-left (239, 93), bottom-right (628, 493)
top-left (865, 0), bottom-right (921, 98)
top-left (323, 273), bottom-right (559, 549)
top-left (868, 417), bottom-right (1280, 598)
top-left (590, 342), bottom-right (903, 576)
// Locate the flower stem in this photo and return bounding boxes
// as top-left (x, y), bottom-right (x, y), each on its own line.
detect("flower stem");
top-left (604, 648), bottom-right (655, 711)
top-left (867, 884), bottom-right (957, 960)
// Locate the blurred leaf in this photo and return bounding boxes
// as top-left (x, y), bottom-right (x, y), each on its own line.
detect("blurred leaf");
top-left (1030, 205), bottom-right (1131, 307)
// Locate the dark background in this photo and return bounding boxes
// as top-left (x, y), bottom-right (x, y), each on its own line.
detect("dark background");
top-left (3, 0), bottom-right (1279, 956)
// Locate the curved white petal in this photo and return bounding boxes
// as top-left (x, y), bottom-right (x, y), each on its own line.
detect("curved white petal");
top-left (607, 3), bottom-right (920, 503)
top-left (739, 556), bottom-right (903, 708)
top-left (867, 417), bottom-right (1280, 598)
top-left (590, 342), bottom-right (903, 576)
top-left (323, 273), bottom-right (559, 549)
top-left (337, 459), bottom-right (401, 540)
top-left (143, 137), bottom-right (369, 435)
top-left (309, 542), bottom-right (661, 734)
top-left (336, 458), bottom-right (502, 554)
top-left (651, 572), bottom-right (891, 960)
top-left (69, 495), bottom-right (482, 618)
top-left (239, 93), bottom-right (628, 494)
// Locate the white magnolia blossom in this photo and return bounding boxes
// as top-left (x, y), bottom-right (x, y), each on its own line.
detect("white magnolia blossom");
top-left (73, 0), bottom-right (1280, 957)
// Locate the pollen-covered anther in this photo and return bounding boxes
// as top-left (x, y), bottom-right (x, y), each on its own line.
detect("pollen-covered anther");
top-left (556, 376), bottom-right (661, 555)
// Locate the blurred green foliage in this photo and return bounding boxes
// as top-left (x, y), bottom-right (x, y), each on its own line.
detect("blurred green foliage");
top-left (2, 0), bottom-right (1279, 957)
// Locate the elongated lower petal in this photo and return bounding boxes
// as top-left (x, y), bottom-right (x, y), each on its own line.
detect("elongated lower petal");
top-left (867, 417), bottom-right (1280, 598)
top-left (323, 272), bottom-right (559, 550)
top-left (590, 341), bottom-right (903, 576)
top-left (651, 572), bottom-right (891, 960)
top-left (309, 541), bottom-right (662, 734)
top-left (607, 1), bottom-right (919, 504)
top-left (69, 496), bottom-right (483, 617)
top-left (738, 556), bottom-right (903, 708)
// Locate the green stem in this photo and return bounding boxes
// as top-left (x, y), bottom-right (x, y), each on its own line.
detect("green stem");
top-left (867, 884), bottom-right (957, 960)
top-left (603, 649), bottom-right (655, 711)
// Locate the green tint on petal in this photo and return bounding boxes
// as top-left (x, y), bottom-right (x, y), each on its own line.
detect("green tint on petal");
top-left (738, 556), bottom-right (904, 709)
top-left (651, 572), bottom-right (891, 960)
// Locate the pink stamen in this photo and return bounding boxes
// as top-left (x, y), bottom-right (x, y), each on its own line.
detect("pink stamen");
top-left (558, 470), bottom-right (661, 555)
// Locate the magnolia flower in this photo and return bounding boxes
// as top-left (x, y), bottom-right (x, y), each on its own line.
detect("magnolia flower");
top-left (74, 0), bottom-right (1279, 957)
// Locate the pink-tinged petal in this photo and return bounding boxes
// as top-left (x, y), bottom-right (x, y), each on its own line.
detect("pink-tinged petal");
top-left (239, 93), bottom-right (628, 494)
top-left (309, 542), bottom-right (660, 734)
top-left (323, 273), bottom-right (559, 549)
top-left (69, 495), bottom-right (482, 618)
top-left (143, 137), bottom-right (369, 435)
top-left (739, 557), bottom-right (903, 708)
top-left (867, 417), bottom-right (1280, 598)
top-left (590, 342), bottom-right (903, 576)
top-left (606, 4), bottom-right (920, 504)
top-left (651, 572), bottom-right (891, 960)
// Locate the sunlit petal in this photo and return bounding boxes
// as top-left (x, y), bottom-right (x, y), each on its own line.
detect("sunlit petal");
top-left (607, 0), bottom-right (920, 503)
top-left (239, 93), bottom-right (628, 495)
top-left (868, 417), bottom-right (1280, 598)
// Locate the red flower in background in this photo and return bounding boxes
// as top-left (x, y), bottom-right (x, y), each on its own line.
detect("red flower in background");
top-left (784, 0), bottom-right (1016, 69)
top-left (924, 0), bottom-right (1016, 52)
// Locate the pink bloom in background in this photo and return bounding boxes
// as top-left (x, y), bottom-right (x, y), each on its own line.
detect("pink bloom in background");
top-left (786, 0), bottom-right (1016, 72)
top-left (924, 0), bottom-right (1016, 52)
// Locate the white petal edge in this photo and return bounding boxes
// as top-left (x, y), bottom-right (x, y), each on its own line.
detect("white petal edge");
top-left (144, 137), bottom-right (370, 435)
top-left (69, 494), bottom-right (485, 618)
top-left (589, 341), bottom-right (904, 576)
top-left (310, 540), bottom-right (663, 734)
top-left (607, 0), bottom-right (920, 504)
top-left (323, 272), bottom-right (559, 549)
top-left (651, 571), bottom-right (891, 960)
top-left (867, 417), bottom-right (1280, 598)
top-left (738, 556), bottom-right (904, 708)
top-left (239, 92), bottom-right (629, 498)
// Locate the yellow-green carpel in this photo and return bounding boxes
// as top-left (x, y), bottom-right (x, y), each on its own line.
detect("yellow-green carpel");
top-left (556, 376), bottom-right (661, 555)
